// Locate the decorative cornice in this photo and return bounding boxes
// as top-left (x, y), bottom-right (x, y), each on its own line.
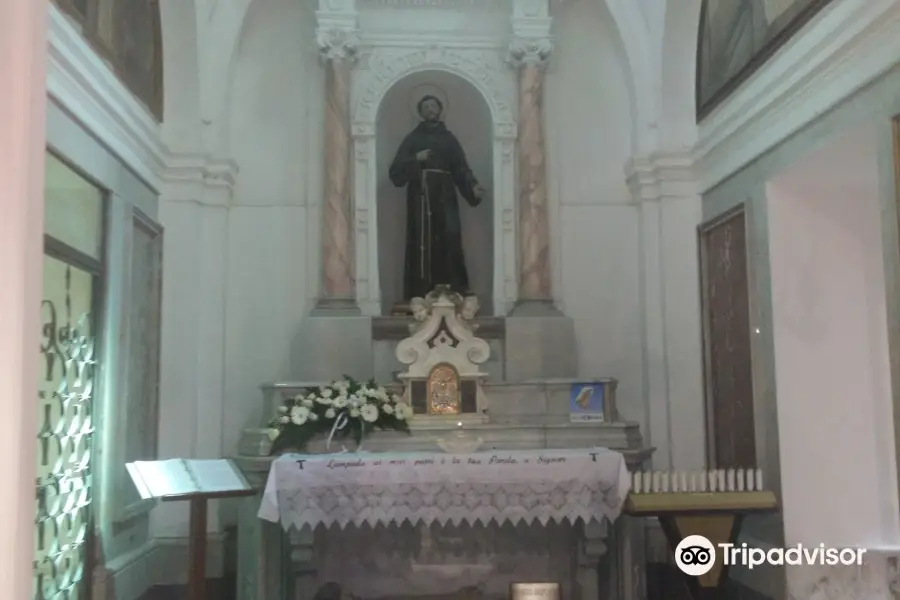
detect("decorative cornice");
top-left (162, 153), bottom-right (240, 206)
top-left (358, 0), bottom-right (506, 7)
top-left (694, 0), bottom-right (900, 193)
top-left (625, 152), bottom-right (696, 202)
top-left (511, 0), bottom-right (551, 39)
top-left (46, 5), bottom-right (166, 192)
top-left (47, 4), bottom-right (240, 206)
top-left (357, 33), bottom-right (504, 49)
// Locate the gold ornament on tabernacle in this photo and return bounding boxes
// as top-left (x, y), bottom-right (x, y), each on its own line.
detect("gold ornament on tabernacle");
top-left (427, 363), bottom-right (461, 415)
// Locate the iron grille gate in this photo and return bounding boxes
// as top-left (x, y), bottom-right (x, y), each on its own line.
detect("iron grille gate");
top-left (34, 239), bottom-right (102, 600)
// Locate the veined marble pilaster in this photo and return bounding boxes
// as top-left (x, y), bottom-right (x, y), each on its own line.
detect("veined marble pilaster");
top-left (318, 28), bottom-right (358, 307)
top-left (509, 37), bottom-right (553, 302)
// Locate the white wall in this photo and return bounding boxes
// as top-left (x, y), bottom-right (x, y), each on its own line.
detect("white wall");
top-left (545, 0), bottom-right (644, 423)
top-left (768, 124), bottom-right (900, 548)
top-left (376, 70), bottom-right (494, 312)
top-left (221, 0), bottom-right (322, 460)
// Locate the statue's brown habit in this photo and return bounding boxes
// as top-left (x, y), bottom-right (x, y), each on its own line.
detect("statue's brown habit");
top-left (388, 120), bottom-right (481, 300)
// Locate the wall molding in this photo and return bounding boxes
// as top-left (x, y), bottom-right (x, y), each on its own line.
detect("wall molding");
top-left (695, 0), bottom-right (900, 193)
top-left (625, 152), bottom-right (697, 202)
top-left (47, 4), bottom-right (238, 200)
top-left (47, 6), bottom-right (166, 191)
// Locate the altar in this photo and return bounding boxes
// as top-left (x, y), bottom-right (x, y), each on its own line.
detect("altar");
top-left (256, 449), bottom-right (631, 599)
top-left (232, 0), bottom-right (654, 597)
top-left (234, 293), bottom-right (651, 600)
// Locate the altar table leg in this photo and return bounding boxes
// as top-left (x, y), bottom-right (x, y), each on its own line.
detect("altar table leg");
top-left (575, 519), bottom-right (608, 600)
top-left (289, 526), bottom-right (318, 600)
top-left (610, 516), bottom-right (647, 600)
top-left (188, 497), bottom-right (208, 600)
top-left (658, 514), bottom-right (743, 600)
top-left (237, 492), bottom-right (290, 600)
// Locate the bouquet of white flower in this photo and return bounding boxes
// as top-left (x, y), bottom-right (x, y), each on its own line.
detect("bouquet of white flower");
top-left (266, 376), bottom-right (413, 453)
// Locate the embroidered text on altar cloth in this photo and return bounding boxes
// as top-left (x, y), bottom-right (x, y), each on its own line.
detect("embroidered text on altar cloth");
top-left (258, 448), bottom-right (631, 529)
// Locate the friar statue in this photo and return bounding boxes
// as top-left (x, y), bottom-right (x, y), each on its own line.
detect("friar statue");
top-left (389, 95), bottom-right (485, 303)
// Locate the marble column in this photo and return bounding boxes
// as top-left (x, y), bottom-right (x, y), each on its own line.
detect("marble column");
top-left (318, 30), bottom-right (358, 309)
top-left (509, 38), bottom-right (553, 303)
top-left (504, 37), bottom-right (576, 380)
top-left (0, 0), bottom-right (46, 596)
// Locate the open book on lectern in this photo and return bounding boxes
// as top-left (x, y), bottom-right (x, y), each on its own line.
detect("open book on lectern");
top-left (126, 458), bottom-right (252, 500)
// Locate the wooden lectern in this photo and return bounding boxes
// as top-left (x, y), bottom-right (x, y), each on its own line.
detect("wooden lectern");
top-left (127, 459), bottom-right (255, 600)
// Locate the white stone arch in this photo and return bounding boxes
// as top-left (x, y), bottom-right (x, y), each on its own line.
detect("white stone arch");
top-left (659, 0), bottom-right (703, 149)
top-left (602, 0), bottom-right (660, 153)
top-left (351, 47), bottom-right (518, 316)
top-left (159, 0), bottom-right (202, 148)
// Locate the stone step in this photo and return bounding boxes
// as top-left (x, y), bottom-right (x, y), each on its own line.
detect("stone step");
top-left (237, 422), bottom-right (650, 469)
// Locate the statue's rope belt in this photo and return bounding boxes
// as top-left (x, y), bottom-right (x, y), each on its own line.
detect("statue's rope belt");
top-left (420, 169), bottom-right (449, 281)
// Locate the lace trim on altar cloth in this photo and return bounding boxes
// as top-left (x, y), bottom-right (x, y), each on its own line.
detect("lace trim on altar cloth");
top-left (272, 479), bottom-right (620, 529)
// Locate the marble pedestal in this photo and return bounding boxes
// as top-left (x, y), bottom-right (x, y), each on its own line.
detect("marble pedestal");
top-left (504, 305), bottom-right (577, 381)
top-left (293, 314), bottom-right (374, 381)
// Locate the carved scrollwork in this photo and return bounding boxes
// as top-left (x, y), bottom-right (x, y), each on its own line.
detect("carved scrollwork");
top-left (353, 47), bottom-right (515, 131)
top-left (395, 290), bottom-right (490, 376)
top-left (502, 208), bottom-right (514, 232)
top-left (317, 28), bottom-right (360, 62)
top-left (507, 37), bottom-right (553, 68)
top-left (494, 121), bottom-right (516, 140)
top-left (501, 140), bottom-right (515, 164)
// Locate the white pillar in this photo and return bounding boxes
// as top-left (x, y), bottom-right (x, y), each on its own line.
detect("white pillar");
top-left (0, 0), bottom-right (47, 597)
top-left (157, 160), bottom-right (237, 540)
top-left (625, 153), bottom-right (705, 472)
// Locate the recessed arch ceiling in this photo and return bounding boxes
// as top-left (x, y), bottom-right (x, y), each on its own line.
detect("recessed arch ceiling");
top-left (158, 0), bottom-right (706, 156)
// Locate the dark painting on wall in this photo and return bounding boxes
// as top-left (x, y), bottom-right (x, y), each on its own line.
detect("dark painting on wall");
top-left (52, 0), bottom-right (164, 120)
top-left (699, 208), bottom-right (757, 469)
top-left (114, 0), bottom-right (164, 119)
top-left (696, 0), bottom-right (834, 118)
top-left (120, 211), bottom-right (164, 514)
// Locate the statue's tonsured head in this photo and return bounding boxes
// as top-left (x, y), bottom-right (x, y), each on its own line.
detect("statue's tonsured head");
top-left (417, 95), bottom-right (443, 121)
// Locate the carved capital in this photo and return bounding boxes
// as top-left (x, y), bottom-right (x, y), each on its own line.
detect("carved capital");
top-left (317, 28), bottom-right (359, 62)
top-left (507, 37), bottom-right (553, 68)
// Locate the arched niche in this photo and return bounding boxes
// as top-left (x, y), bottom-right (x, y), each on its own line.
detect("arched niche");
top-left (375, 70), bottom-right (494, 315)
top-left (351, 47), bottom-right (518, 317)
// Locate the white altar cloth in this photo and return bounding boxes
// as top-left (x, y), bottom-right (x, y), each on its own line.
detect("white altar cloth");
top-left (258, 448), bottom-right (631, 530)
